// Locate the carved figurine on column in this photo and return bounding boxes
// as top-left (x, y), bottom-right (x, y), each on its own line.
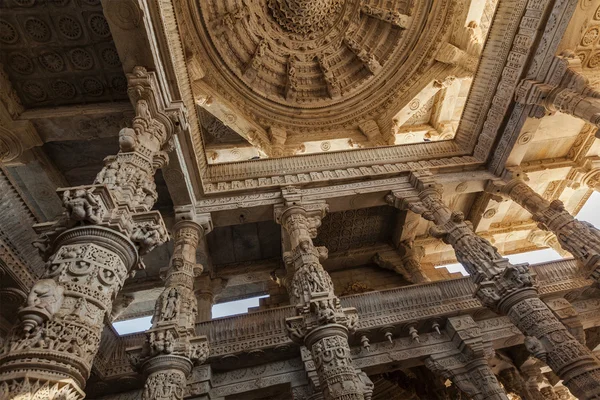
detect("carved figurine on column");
top-left (275, 187), bottom-right (368, 400)
top-left (0, 67), bottom-right (184, 400)
top-left (127, 220), bottom-right (210, 400)
top-left (387, 170), bottom-right (600, 400)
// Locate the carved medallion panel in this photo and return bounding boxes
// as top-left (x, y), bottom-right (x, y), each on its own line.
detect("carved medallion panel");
top-left (0, 0), bottom-right (128, 108)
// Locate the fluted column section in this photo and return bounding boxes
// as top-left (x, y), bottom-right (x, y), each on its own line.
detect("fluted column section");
top-left (129, 220), bottom-right (208, 400)
top-left (276, 199), bottom-right (368, 400)
top-left (388, 171), bottom-right (600, 399)
top-left (501, 178), bottom-right (600, 281)
top-left (0, 67), bottom-right (185, 400)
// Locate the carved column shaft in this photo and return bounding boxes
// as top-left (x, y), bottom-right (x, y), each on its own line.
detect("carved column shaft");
top-left (502, 178), bottom-right (600, 280)
top-left (132, 221), bottom-right (209, 400)
top-left (389, 173), bottom-right (600, 400)
top-left (0, 67), bottom-right (181, 400)
top-left (277, 202), bottom-right (367, 400)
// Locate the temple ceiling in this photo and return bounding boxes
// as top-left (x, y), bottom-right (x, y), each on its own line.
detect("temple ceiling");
top-left (178, 0), bottom-right (491, 162)
top-left (0, 0), bottom-right (128, 108)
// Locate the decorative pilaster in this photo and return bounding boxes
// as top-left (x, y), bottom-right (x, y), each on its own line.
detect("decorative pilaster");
top-left (0, 67), bottom-right (184, 400)
top-left (128, 220), bottom-right (209, 400)
top-left (424, 316), bottom-right (508, 400)
top-left (499, 176), bottom-right (600, 281)
top-left (275, 188), bottom-right (367, 400)
top-left (388, 171), bottom-right (600, 400)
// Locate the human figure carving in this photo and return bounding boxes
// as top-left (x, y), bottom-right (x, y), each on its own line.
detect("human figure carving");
top-left (161, 288), bottom-right (178, 320)
top-left (131, 222), bottom-right (165, 254)
top-left (62, 188), bottom-right (103, 224)
top-left (26, 279), bottom-right (64, 317)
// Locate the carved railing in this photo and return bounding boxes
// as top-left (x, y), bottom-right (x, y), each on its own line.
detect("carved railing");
top-left (195, 306), bottom-right (296, 357)
top-left (95, 258), bottom-right (592, 380)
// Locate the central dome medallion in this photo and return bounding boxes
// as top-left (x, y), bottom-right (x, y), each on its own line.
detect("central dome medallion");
top-left (268, 0), bottom-right (344, 35)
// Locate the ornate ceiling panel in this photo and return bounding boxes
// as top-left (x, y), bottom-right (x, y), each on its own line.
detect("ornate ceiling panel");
top-left (0, 0), bottom-right (128, 108)
top-left (576, 3), bottom-right (600, 70)
top-left (200, 107), bottom-right (250, 146)
top-left (314, 206), bottom-right (396, 253)
top-left (184, 0), bottom-right (456, 136)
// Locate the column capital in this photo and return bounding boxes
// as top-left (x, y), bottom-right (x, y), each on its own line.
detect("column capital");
top-left (175, 206), bottom-right (213, 235)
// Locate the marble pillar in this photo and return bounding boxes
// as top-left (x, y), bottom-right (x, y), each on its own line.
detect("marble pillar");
top-left (501, 177), bottom-right (600, 281)
top-left (388, 171), bottom-right (600, 400)
top-left (128, 220), bottom-right (209, 400)
top-left (0, 67), bottom-right (184, 400)
top-left (275, 190), bottom-right (369, 400)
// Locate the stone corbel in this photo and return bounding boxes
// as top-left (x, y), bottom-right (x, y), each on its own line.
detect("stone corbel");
top-left (566, 159), bottom-right (600, 192)
top-left (126, 66), bottom-right (188, 147)
top-left (527, 230), bottom-right (570, 258)
top-left (175, 206), bottom-right (213, 235)
top-left (515, 54), bottom-right (600, 125)
top-left (435, 42), bottom-right (479, 75)
top-left (358, 119), bottom-right (390, 146)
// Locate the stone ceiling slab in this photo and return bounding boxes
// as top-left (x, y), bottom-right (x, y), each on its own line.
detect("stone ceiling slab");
top-left (0, 0), bottom-right (128, 108)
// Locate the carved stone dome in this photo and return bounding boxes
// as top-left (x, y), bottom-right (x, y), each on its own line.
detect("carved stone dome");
top-left (187, 0), bottom-right (456, 134)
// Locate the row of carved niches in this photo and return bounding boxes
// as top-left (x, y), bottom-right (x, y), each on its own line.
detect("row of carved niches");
top-left (193, 0), bottom-right (454, 133)
top-left (0, 0), bottom-right (128, 108)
